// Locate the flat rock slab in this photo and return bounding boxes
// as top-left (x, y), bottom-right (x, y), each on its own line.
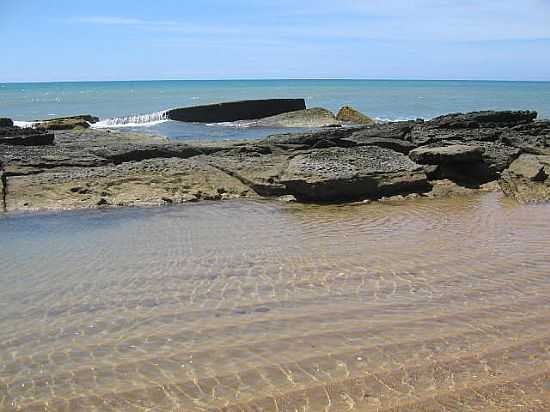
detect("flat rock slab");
top-left (281, 146), bottom-right (429, 201)
top-left (5, 158), bottom-right (253, 212)
top-left (409, 144), bottom-right (483, 164)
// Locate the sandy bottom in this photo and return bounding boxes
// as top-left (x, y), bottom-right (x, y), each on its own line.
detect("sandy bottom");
top-left (1, 193), bottom-right (550, 411)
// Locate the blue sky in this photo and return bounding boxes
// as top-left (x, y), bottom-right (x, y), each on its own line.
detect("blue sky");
top-left (1, 0), bottom-right (550, 82)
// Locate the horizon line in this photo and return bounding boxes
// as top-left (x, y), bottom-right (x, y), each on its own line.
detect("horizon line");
top-left (2, 77), bottom-right (550, 84)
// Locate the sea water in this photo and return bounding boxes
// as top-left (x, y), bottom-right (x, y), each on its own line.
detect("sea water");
top-left (1, 79), bottom-right (550, 140)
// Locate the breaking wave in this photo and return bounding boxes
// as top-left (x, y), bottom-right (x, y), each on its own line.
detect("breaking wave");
top-left (92, 111), bottom-right (168, 128)
top-left (13, 121), bottom-right (37, 128)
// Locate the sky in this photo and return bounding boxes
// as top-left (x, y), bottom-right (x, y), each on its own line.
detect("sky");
top-left (1, 0), bottom-right (550, 82)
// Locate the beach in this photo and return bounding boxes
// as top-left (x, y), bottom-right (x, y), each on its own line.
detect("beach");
top-left (2, 80), bottom-right (550, 410)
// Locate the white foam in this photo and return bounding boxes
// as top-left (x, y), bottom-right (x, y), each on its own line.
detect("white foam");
top-left (206, 120), bottom-right (255, 128)
top-left (374, 117), bottom-right (417, 123)
top-left (13, 121), bottom-right (37, 128)
top-left (92, 111), bottom-right (168, 128)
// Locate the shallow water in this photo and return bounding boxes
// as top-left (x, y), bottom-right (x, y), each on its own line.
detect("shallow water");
top-left (1, 193), bottom-right (550, 411)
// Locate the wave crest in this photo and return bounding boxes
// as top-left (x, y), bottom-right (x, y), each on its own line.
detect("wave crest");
top-left (92, 111), bottom-right (168, 128)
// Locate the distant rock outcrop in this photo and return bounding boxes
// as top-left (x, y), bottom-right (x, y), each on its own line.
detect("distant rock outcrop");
top-left (34, 115), bottom-right (99, 130)
top-left (166, 99), bottom-right (306, 123)
top-left (336, 106), bottom-right (375, 125)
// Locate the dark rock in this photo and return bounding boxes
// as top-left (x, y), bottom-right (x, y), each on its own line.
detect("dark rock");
top-left (0, 132), bottom-right (55, 146)
top-left (261, 127), bottom-right (359, 150)
top-left (335, 106), bottom-right (375, 125)
top-left (166, 99), bottom-right (306, 123)
top-left (409, 144), bottom-right (483, 164)
top-left (280, 146), bottom-right (429, 202)
top-left (352, 121), bottom-right (418, 141)
top-left (91, 143), bottom-right (208, 164)
top-left (429, 110), bottom-right (537, 129)
top-left (473, 141), bottom-right (521, 174)
top-left (499, 121), bottom-right (550, 153)
top-left (343, 133), bottom-right (417, 154)
top-left (0, 118), bottom-right (14, 128)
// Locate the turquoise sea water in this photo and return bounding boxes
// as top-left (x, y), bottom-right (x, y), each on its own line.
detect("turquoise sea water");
top-left (1, 79), bottom-right (550, 140)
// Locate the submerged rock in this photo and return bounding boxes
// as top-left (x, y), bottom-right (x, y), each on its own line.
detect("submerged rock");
top-left (336, 106), bottom-right (375, 125)
top-left (280, 146), bottom-right (429, 202)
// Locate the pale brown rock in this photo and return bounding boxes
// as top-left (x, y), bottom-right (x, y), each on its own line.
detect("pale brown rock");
top-left (336, 106), bottom-right (375, 125)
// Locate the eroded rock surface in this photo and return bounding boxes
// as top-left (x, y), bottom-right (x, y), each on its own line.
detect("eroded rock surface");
top-left (500, 154), bottom-right (550, 202)
top-left (2, 110), bottom-right (550, 212)
top-left (336, 106), bottom-right (375, 125)
top-left (280, 146), bottom-right (429, 201)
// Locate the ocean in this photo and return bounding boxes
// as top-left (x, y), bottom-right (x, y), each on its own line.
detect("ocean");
top-left (2, 79), bottom-right (550, 140)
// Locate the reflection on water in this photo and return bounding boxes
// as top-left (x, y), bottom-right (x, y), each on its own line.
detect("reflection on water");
top-left (1, 193), bottom-right (550, 411)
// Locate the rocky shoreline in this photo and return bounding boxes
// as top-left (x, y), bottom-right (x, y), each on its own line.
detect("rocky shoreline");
top-left (1, 109), bottom-right (550, 213)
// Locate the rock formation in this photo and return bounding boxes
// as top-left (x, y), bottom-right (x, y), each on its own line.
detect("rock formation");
top-left (1, 109), bottom-right (550, 212)
top-left (0, 126), bottom-right (54, 146)
top-left (336, 106), bottom-right (375, 125)
top-left (0, 118), bottom-right (14, 128)
top-left (34, 115), bottom-right (99, 130)
top-left (166, 99), bottom-right (306, 123)
top-left (242, 108), bottom-right (341, 128)
top-left (500, 154), bottom-right (550, 202)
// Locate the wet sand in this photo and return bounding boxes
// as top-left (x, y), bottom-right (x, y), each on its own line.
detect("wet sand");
top-left (1, 193), bottom-right (550, 411)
